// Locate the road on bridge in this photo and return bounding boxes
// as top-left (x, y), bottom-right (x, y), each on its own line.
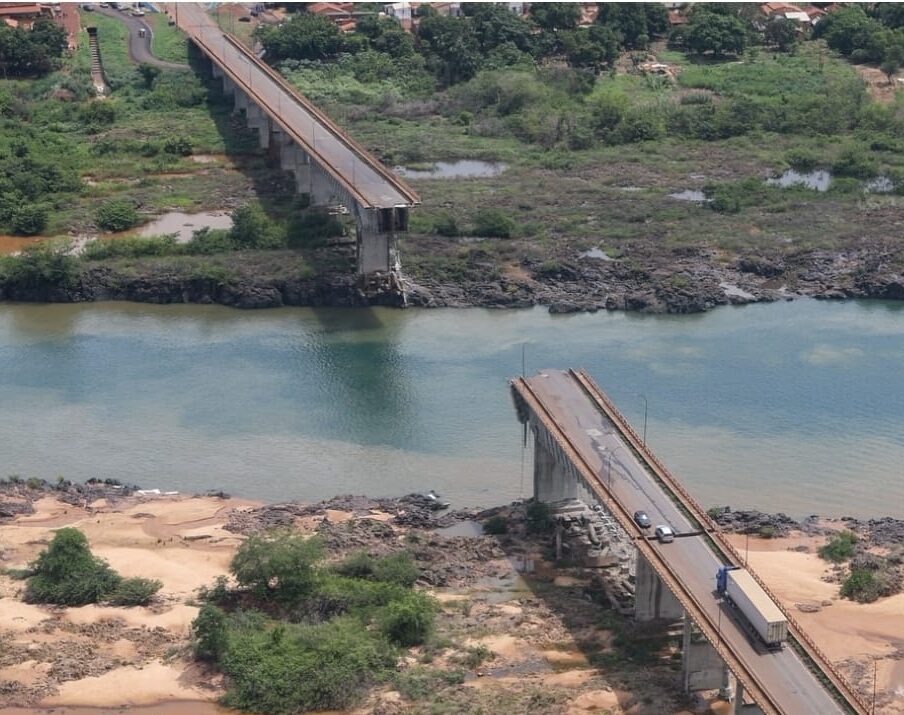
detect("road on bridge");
top-left (525, 370), bottom-right (846, 715)
top-left (162, 3), bottom-right (417, 211)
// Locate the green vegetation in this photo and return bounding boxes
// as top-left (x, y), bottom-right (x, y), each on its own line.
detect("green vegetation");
top-left (483, 514), bottom-right (509, 535)
top-left (818, 530), bottom-right (859, 563)
top-left (840, 568), bottom-right (884, 603)
top-left (22, 528), bottom-right (161, 606)
top-left (0, 18), bottom-right (67, 76)
top-left (146, 14), bottom-right (190, 65)
top-left (192, 531), bottom-right (437, 713)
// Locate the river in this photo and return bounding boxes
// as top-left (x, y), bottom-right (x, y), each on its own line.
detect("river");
top-left (0, 299), bottom-right (901, 519)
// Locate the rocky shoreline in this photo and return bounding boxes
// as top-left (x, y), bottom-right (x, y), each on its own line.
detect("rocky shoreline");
top-left (1, 247), bottom-right (903, 313)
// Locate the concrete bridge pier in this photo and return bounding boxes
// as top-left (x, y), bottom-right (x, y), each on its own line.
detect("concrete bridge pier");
top-left (246, 102), bottom-right (271, 149)
top-left (634, 551), bottom-right (683, 621)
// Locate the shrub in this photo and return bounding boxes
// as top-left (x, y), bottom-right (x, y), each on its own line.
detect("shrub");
top-left (24, 528), bottom-right (121, 606)
top-left (220, 617), bottom-right (396, 713)
top-left (79, 101), bottom-right (116, 131)
top-left (10, 204), bottom-right (48, 235)
top-left (472, 208), bottom-right (516, 238)
top-left (818, 530), bottom-right (858, 562)
top-left (1, 244), bottom-right (76, 288)
top-left (230, 204), bottom-right (286, 249)
top-left (163, 135), bottom-right (193, 156)
top-left (840, 568), bottom-right (884, 603)
top-left (371, 552), bottom-right (420, 588)
top-left (287, 208), bottom-right (342, 248)
top-left (231, 531), bottom-right (323, 603)
top-left (483, 514), bottom-right (508, 535)
top-left (379, 591), bottom-right (436, 646)
top-left (107, 576), bottom-right (162, 606)
top-left (526, 500), bottom-right (553, 534)
top-left (785, 148), bottom-right (822, 172)
top-left (96, 200), bottom-right (139, 232)
top-left (333, 551), bottom-right (376, 580)
top-left (395, 666), bottom-right (465, 700)
top-left (183, 228), bottom-right (235, 255)
top-left (832, 145), bottom-right (878, 178)
top-left (434, 213), bottom-right (460, 237)
top-left (83, 235), bottom-right (178, 260)
top-left (192, 603), bottom-right (229, 662)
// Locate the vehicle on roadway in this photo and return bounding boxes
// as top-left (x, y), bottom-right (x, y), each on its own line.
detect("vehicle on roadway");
top-left (717, 565), bottom-right (788, 649)
top-left (633, 510), bottom-right (652, 529)
top-left (654, 525), bottom-right (674, 543)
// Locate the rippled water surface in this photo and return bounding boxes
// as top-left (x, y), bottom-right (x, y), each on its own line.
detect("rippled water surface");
top-left (0, 300), bottom-right (902, 517)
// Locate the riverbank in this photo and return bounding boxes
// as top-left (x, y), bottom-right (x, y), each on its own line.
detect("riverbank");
top-left (0, 484), bottom-right (902, 713)
top-left (2, 244), bottom-right (903, 314)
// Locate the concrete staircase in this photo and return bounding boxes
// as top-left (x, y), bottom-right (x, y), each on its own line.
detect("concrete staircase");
top-left (85, 27), bottom-right (108, 96)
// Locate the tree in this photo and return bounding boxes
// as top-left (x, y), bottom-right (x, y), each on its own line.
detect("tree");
top-left (530, 3), bottom-right (581, 32)
top-left (417, 15), bottom-right (480, 85)
top-left (816, 6), bottom-right (882, 57)
top-left (355, 15), bottom-right (415, 58)
top-left (230, 531), bottom-right (323, 602)
top-left (256, 13), bottom-right (342, 62)
top-left (137, 62), bottom-right (160, 89)
top-left (25, 528), bottom-right (121, 606)
top-left (563, 25), bottom-right (619, 71)
top-left (470, 4), bottom-right (533, 54)
top-left (596, 3), bottom-right (667, 50)
top-left (193, 604), bottom-right (229, 662)
top-left (764, 17), bottom-right (799, 53)
top-left (685, 11), bottom-right (747, 56)
top-left (11, 204), bottom-right (47, 235)
top-left (96, 199), bottom-right (139, 232)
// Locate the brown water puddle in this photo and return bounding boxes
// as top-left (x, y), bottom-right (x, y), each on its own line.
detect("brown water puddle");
top-left (0, 235), bottom-right (43, 254)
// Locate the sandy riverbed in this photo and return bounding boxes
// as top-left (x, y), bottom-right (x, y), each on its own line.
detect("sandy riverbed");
top-left (728, 533), bottom-right (904, 712)
top-left (1, 496), bottom-right (902, 714)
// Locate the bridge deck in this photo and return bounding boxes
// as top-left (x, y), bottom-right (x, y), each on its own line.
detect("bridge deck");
top-left (166, 3), bottom-right (418, 210)
top-left (520, 369), bottom-right (851, 715)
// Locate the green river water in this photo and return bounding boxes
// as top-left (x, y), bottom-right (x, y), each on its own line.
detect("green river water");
top-left (0, 299), bottom-right (901, 518)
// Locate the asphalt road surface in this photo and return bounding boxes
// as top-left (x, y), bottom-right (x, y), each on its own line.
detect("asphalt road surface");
top-left (526, 370), bottom-right (846, 715)
top-left (163, 2), bottom-right (416, 209)
top-left (95, 6), bottom-right (189, 71)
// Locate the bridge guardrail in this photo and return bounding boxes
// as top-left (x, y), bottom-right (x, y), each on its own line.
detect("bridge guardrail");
top-left (220, 35), bottom-right (419, 206)
top-left (570, 369), bottom-right (869, 715)
top-left (512, 377), bottom-right (784, 715)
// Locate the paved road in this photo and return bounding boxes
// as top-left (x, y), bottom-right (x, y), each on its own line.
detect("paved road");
top-left (94, 6), bottom-right (189, 70)
top-left (526, 370), bottom-right (846, 715)
top-left (164, 2), bottom-right (417, 210)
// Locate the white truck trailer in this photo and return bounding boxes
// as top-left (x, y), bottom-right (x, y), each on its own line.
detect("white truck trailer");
top-left (716, 566), bottom-right (788, 649)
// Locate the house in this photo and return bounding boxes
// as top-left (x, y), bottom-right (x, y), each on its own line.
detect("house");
top-left (0, 3), bottom-right (53, 30)
top-left (759, 2), bottom-right (811, 23)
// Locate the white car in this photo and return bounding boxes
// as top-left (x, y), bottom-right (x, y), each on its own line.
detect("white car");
top-left (655, 525), bottom-right (675, 543)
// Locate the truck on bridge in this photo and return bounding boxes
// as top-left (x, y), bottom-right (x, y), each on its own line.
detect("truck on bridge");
top-left (717, 565), bottom-right (789, 650)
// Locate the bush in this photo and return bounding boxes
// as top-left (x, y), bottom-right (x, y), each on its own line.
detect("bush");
top-left (231, 531), bottom-right (323, 603)
top-left (107, 576), bottom-right (162, 606)
top-left (183, 228), bottom-right (235, 255)
top-left (287, 208), bottom-right (342, 248)
top-left (483, 515), bottom-right (508, 535)
top-left (79, 101), bottom-right (116, 131)
top-left (24, 528), bottom-right (121, 606)
top-left (163, 135), bottom-right (193, 156)
top-left (832, 145), bottom-right (878, 178)
top-left (10, 204), bottom-right (48, 235)
top-left (83, 235), bottom-right (179, 260)
top-left (379, 591), bottom-right (436, 646)
top-left (394, 666), bottom-right (465, 701)
top-left (840, 568), bottom-right (884, 603)
top-left (371, 552), bottom-right (420, 588)
top-left (96, 200), bottom-right (140, 232)
top-left (193, 603), bottom-right (229, 662)
top-left (220, 617), bottom-right (396, 713)
top-left (434, 213), bottom-right (460, 237)
top-left (785, 147), bottom-right (822, 172)
top-left (472, 208), bottom-right (516, 238)
top-left (230, 205), bottom-right (286, 250)
top-left (1, 244), bottom-right (76, 288)
top-left (526, 500), bottom-right (553, 534)
top-left (333, 551), bottom-right (376, 580)
top-left (818, 530), bottom-right (858, 562)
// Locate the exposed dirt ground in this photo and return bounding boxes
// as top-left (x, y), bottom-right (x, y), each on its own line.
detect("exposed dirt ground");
top-left (0, 492), bottom-right (900, 714)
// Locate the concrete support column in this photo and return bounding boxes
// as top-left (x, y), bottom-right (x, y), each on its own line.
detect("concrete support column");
top-left (233, 87), bottom-right (249, 115)
top-left (532, 436), bottom-right (579, 504)
top-left (682, 614), bottom-right (730, 692)
top-left (279, 142), bottom-right (312, 196)
top-left (634, 551), bottom-right (683, 621)
top-left (246, 102), bottom-right (271, 149)
top-left (309, 165), bottom-right (336, 207)
top-left (221, 75), bottom-right (235, 97)
top-left (356, 208), bottom-right (391, 275)
top-left (212, 63), bottom-right (223, 80)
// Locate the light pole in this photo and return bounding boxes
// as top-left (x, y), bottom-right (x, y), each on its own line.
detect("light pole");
top-left (638, 393), bottom-right (648, 447)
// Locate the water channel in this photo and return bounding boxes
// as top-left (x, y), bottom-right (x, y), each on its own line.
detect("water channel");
top-left (0, 299), bottom-right (901, 519)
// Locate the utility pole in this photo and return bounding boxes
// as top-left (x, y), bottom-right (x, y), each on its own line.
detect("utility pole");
top-left (639, 393), bottom-right (648, 447)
